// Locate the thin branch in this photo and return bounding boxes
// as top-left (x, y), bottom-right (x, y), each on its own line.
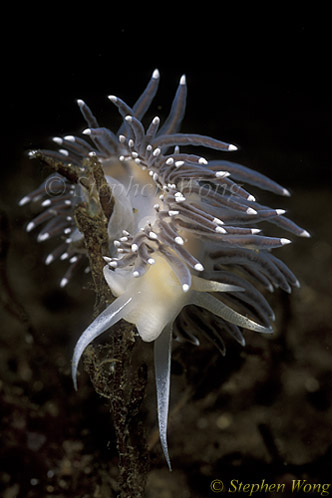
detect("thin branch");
top-left (37, 154), bottom-right (150, 497)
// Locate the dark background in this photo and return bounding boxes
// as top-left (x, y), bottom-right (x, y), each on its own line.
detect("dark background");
top-left (3, 10), bottom-right (330, 189)
top-left (1, 8), bottom-right (331, 498)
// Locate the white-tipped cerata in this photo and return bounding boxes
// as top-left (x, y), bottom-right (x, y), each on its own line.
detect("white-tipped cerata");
top-left (19, 195), bottom-right (31, 206)
top-left (174, 236), bottom-right (184, 245)
top-left (152, 68), bottom-right (160, 79)
top-left (37, 233), bottom-right (50, 242)
top-left (194, 263), bottom-right (204, 272)
top-left (300, 229), bottom-right (311, 238)
top-left (60, 277), bottom-right (69, 288)
top-left (52, 137), bottom-right (63, 145)
top-left (45, 254), bottom-right (54, 265)
top-left (228, 144), bottom-right (238, 151)
top-left (246, 207), bottom-right (257, 215)
top-left (26, 221), bottom-right (35, 232)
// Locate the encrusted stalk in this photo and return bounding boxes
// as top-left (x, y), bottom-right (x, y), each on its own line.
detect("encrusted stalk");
top-left (39, 153), bottom-right (149, 497)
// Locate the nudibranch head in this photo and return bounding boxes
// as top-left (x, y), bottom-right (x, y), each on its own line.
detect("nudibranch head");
top-left (21, 69), bottom-right (309, 470)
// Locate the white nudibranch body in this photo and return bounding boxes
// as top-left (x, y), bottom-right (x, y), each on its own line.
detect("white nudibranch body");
top-left (21, 69), bottom-right (309, 470)
top-left (104, 256), bottom-right (189, 342)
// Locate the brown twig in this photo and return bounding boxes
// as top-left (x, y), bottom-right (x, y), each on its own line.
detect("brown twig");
top-left (31, 151), bottom-right (79, 184)
top-left (39, 154), bottom-right (150, 497)
top-left (84, 325), bottom-right (149, 497)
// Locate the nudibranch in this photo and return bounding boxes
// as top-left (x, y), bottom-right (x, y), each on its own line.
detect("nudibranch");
top-left (21, 69), bottom-right (309, 469)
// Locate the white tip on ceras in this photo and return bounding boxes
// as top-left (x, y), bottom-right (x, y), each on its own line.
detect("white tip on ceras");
top-left (174, 236), bottom-right (184, 245)
top-left (37, 233), bottom-right (50, 242)
top-left (228, 144), bottom-right (238, 151)
top-left (26, 221), bottom-right (35, 232)
top-left (280, 238), bottom-right (292, 246)
top-left (52, 137), bottom-right (63, 145)
top-left (174, 192), bottom-right (186, 203)
top-left (152, 68), bottom-right (160, 79)
top-left (246, 207), bottom-right (258, 215)
top-left (59, 149), bottom-right (69, 156)
top-left (300, 229), bottom-right (311, 238)
top-left (180, 74), bottom-right (186, 85)
top-left (108, 95), bottom-right (117, 103)
top-left (45, 254), bottom-right (54, 265)
top-left (18, 196), bottom-right (31, 206)
top-left (194, 263), bottom-right (204, 272)
top-left (215, 171), bottom-right (230, 178)
top-left (60, 277), bottom-right (69, 288)
top-left (182, 284), bottom-right (190, 292)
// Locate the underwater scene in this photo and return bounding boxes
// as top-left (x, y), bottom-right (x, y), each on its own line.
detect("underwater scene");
top-left (1, 16), bottom-right (331, 498)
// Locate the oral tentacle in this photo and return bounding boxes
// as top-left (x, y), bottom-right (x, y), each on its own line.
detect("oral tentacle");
top-left (154, 323), bottom-right (173, 471)
top-left (72, 292), bottom-right (136, 390)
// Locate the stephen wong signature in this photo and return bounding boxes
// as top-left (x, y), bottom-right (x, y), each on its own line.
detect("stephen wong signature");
top-left (210, 479), bottom-right (331, 495)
